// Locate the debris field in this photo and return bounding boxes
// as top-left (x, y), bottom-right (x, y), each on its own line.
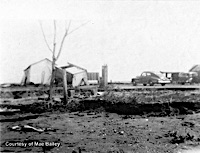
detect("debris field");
top-left (1, 89), bottom-right (200, 153)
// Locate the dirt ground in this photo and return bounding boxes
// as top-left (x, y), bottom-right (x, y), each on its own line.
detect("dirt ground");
top-left (1, 90), bottom-right (200, 153)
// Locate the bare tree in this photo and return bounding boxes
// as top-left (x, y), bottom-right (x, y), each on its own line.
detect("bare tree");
top-left (39, 20), bottom-right (89, 102)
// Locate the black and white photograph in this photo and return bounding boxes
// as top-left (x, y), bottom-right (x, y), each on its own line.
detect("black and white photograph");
top-left (0, 0), bottom-right (200, 153)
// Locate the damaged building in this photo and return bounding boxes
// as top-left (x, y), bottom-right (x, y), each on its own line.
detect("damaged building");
top-left (21, 58), bottom-right (89, 87)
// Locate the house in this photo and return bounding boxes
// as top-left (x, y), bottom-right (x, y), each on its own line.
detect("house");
top-left (21, 59), bottom-right (89, 87)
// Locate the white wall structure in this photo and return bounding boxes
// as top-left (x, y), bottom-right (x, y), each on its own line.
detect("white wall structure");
top-left (62, 65), bottom-right (89, 87)
top-left (21, 59), bottom-right (89, 87)
top-left (21, 58), bottom-right (56, 85)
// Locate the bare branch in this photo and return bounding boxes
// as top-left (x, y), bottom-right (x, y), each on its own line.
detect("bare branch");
top-left (55, 20), bottom-right (90, 61)
top-left (68, 21), bottom-right (90, 35)
top-left (53, 20), bottom-right (56, 59)
top-left (66, 20), bottom-right (71, 32)
top-left (56, 21), bottom-right (71, 61)
top-left (39, 21), bottom-right (53, 53)
top-left (65, 20), bottom-right (70, 31)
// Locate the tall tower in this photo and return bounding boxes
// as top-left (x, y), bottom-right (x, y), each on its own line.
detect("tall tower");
top-left (102, 64), bottom-right (108, 87)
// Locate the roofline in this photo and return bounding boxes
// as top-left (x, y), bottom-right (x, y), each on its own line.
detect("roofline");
top-left (31, 58), bottom-right (51, 66)
top-left (24, 58), bottom-right (60, 71)
top-left (189, 65), bottom-right (200, 72)
top-left (142, 71), bottom-right (162, 73)
top-left (65, 70), bottom-right (85, 75)
top-left (160, 71), bottom-right (185, 74)
top-left (60, 62), bottom-right (86, 71)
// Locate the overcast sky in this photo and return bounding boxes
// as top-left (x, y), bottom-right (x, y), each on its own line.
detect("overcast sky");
top-left (0, 0), bottom-right (200, 83)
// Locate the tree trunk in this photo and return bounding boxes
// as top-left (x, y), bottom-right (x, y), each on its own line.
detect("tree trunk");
top-left (48, 58), bottom-right (56, 101)
top-left (62, 69), bottom-right (68, 104)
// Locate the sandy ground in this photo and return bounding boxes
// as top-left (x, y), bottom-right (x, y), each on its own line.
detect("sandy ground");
top-left (1, 111), bottom-right (200, 153)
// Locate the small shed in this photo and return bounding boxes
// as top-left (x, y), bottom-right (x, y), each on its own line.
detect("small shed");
top-left (60, 63), bottom-right (89, 87)
top-left (21, 58), bottom-right (63, 85)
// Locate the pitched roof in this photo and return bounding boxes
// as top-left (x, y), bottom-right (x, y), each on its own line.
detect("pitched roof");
top-left (24, 58), bottom-right (59, 71)
top-left (60, 62), bottom-right (86, 71)
top-left (65, 67), bottom-right (85, 74)
top-left (189, 65), bottom-right (200, 72)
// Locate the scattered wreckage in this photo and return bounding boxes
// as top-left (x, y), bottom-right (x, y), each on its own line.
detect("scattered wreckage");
top-left (10, 124), bottom-right (56, 133)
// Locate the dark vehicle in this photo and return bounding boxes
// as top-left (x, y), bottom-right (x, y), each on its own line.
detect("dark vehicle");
top-left (131, 71), bottom-right (171, 86)
top-left (171, 72), bottom-right (192, 85)
top-left (161, 71), bottom-right (196, 85)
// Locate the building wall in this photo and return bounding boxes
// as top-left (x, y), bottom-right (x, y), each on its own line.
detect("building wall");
top-left (72, 71), bottom-right (88, 87)
top-left (22, 59), bottom-right (89, 86)
top-left (22, 60), bottom-right (52, 85)
top-left (87, 72), bottom-right (99, 80)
